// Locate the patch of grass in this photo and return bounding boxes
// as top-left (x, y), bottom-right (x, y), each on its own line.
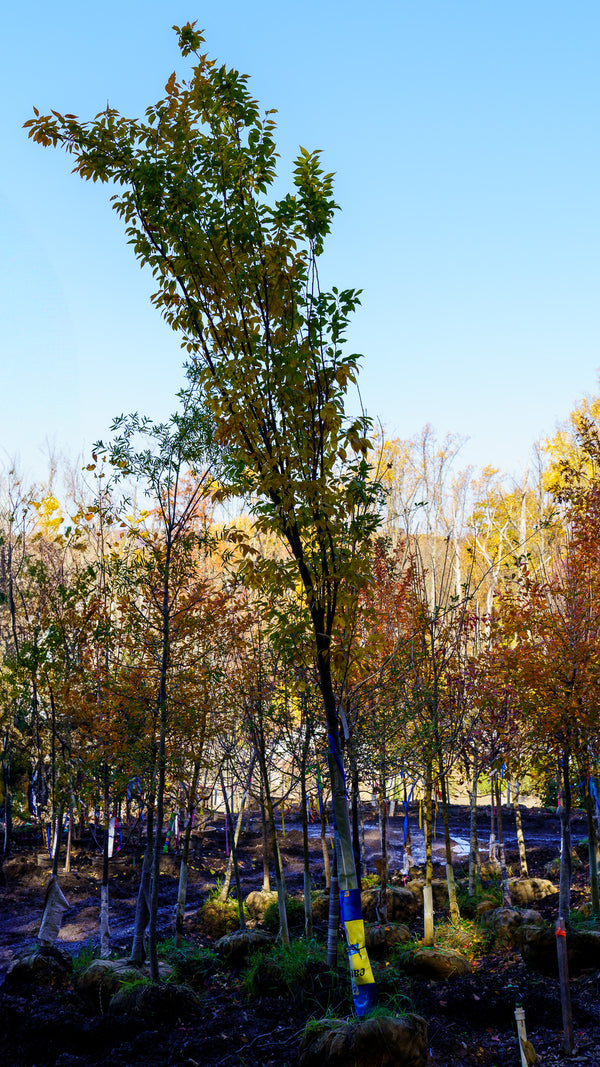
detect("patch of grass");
top-left (370, 962), bottom-right (415, 1015)
top-left (72, 940), bottom-right (100, 975)
top-left (389, 938), bottom-right (420, 970)
top-left (364, 1000), bottom-right (412, 1019)
top-left (156, 937), bottom-right (218, 985)
top-left (569, 905), bottom-right (600, 929)
top-left (199, 894), bottom-right (247, 938)
top-left (456, 877), bottom-right (502, 917)
top-left (205, 880), bottom-right (225, 901)
top-left (262, 894), bottom-right (306, 932)
top-left (389, 917), bottom-right (491, 966)
top-left (303, 1009), bottom-right (348, 1035)
top-left (434, 919), bottom-right (492, 961)
top-left (118, 973), bottom-right (153, 994)
top-left (241, 939), bottom-right (330, 999)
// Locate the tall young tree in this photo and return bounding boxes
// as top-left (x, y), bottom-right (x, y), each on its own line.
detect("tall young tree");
top-left (97, 402), bottom-right (218, 977)
top-left (27, 24), bottom-right (383, 1011)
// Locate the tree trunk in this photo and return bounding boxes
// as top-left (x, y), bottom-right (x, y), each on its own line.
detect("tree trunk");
top-left (175, 761), bottom-right (200, 947)
top-left (314, 630), bottom-right (375, 1014)
top-left (378, 777), bottom-right (388, 922)
top-left (300, 750), bottom-right (313, 939)
top-left (494, 774), bottom-right (512, 906)
top-left (100, 763), bottom-right (111, 958)
top-left (51, 811), bottom-right (64, 879)
top-left (351, 762), bottom-right (362, 892)
top-left (148, 530), bottom-right (174, 982)
top-left (584, 776), bottom-right (600, 916)
top-left (423, 765), bottom-right (434, 945)
top-left (220, 757), bottom-right (255, 904)
top-left (403, 778), bottom-right (413, 873)
top-left (319, 779), bottom-right (331, 891)
top-left (488, 772), bottom-right (497, 867)
top-left (326, 738), bottom-right (356, 891)
top-left (556, 916), bottom-right (574, 1053)
top-left (1, 749), bottom-right (12, 880)
top-left (359, 798), bottom-right (367, 875)
top-left (149, 698), bottom-right (168, 979)
top-left (130, 805), bottom-right (154, 966)
top-left (256, 746), bottom-right (289, 944)
top-left (468, 754), bottom-right (479, 896)
top-left (558, 750), bottom-right (573, 919)
top-left (326, 842), bottom-right (339, 968)
top-left (219, 771), bottom-right (246, 929)
top-left (260, 789), bottom-right (270, 892)
top-left (64, 810), bottom-right (73, 874)
top-left (512, 780), bottom-right (529, 877)
top-left (591, 776), bottom-right (600, 881)
top-left (439, 766), bottom-right (459, 923)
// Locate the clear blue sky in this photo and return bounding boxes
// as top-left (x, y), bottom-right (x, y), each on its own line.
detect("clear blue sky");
top-left (2, 1), bottom-right (600, 485)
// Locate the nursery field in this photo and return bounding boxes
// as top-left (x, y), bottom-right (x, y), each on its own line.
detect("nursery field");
top-left (1, 804), bottom-right (600, 1067)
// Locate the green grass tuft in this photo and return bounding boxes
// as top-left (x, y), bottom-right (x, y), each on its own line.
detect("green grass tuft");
top-left (262, 895), bottom-right (306, 932)
top-left (241, 940), bottom-right (330, 999)
top-left (72, 940), bottom-right (100, 975)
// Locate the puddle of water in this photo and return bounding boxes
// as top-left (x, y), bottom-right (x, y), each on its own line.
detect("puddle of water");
top-left (304, 818), bottom-right (563, 869)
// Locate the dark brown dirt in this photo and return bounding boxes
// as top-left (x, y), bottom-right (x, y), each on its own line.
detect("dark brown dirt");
top-left (1, 805), bottom-right (599, 1066)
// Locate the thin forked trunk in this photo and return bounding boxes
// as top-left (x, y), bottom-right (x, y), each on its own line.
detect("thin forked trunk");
top-left (221, 757), bottom-right (255, 903)
top-left (219, 771), bottom-right (246, 929)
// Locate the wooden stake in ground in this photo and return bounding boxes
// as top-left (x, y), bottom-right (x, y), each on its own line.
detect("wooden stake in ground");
top-left (514, 1006), bottom-right (537, 1067)
top-left (555, 917), bottom-right (574, 1054)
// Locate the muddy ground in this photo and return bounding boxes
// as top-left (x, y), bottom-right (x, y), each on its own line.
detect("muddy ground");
top-left (1, 804), bottom-right (599, 1066)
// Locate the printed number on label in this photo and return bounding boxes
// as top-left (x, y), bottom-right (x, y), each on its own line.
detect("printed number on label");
top-left (352, 967), bottom-right (366, 978)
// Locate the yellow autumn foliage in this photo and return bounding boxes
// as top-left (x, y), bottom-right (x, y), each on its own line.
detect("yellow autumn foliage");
top-left (543, 394), bottom-right (600, 502)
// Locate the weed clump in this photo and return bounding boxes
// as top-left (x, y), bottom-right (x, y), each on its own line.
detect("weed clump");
top-left (262, 895), bottom-right (306, 933)
top-left (157, 938), bottom-right (218, 985)
top-left (199, 891), bottom-right (246, 938)
top-left (241, 940), bottom-right (337, 1005)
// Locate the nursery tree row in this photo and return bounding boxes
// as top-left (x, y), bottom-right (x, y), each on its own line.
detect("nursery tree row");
top-left (1, 21), bottom-right (597, 1003)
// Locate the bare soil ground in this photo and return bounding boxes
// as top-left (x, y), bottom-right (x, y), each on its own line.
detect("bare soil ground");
top-left (1, 804), bottom-right (599, 1067)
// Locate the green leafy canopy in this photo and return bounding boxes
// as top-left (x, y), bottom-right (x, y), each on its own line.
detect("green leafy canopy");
top-left (25, 21), bottom-right (384, 667)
